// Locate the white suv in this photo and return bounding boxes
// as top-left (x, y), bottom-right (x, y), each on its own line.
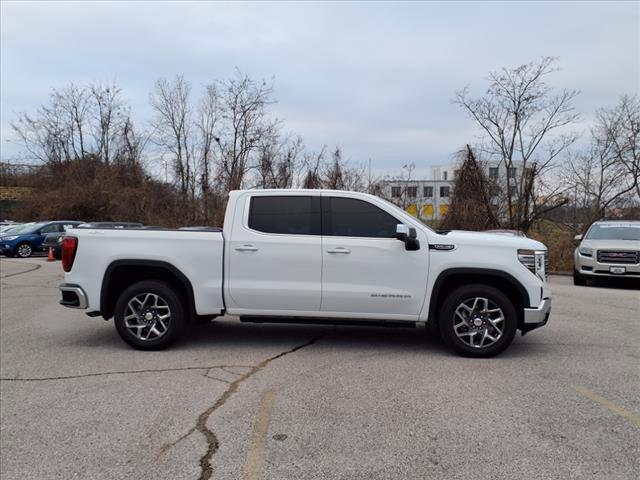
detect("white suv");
top-left (573, 220), bottom-right (640, 285)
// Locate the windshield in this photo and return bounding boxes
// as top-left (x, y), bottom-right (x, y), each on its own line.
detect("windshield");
top-left (586, 224), bottom-right (640, 241)
top-left (3, 222), bottom-right (47, 235)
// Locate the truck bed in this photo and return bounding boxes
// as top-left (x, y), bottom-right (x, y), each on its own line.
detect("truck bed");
top-left (66, 227), bottom-right (225, 315)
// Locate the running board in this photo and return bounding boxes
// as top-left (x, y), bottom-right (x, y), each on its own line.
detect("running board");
top-left (239, 316), bottom-right (417, 328)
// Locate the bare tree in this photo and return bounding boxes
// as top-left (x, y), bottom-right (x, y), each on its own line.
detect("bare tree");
top-left (455, 57), bottom-right (579, 231)
top-left (301, 146), bottom-right (326, 189)
top-left (90, 82), bottom-right (125, 165)
top-left (196, 84), bottom-right (222, 221)
top-left (217, 73), bottom-right (274, 191)
top-left (11, 81), bottom-right (143, 173)
top-left (323, 146), bottom-right (345, 190)
top-left (563, 95), bottom-right (640, 226)
top-left (382, 162), bottom-right (416, 209)
top-left (150, 76), bottom-right (195, 197)
top-left (255, 131), bottom-right (304, 189)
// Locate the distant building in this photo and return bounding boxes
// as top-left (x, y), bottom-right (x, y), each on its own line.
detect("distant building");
top-left (383, 160), bottom-right (528, 222)
top-left (381, 179), bottom-right (452, 221)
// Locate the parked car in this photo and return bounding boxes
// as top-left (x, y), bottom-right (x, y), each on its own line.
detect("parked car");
top-left (0, 222), bottom-right (23, 234)
top-left (59, 189), bottom-right (551, 357)
top-left (0, 221), bottom-right (83, 258)
top-left (42, 222), bottom-right (144, 259)
top-left (573, 220), bottom-right (640, 285)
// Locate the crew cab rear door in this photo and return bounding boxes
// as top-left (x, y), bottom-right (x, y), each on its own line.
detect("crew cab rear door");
top-left (225, 192), bottom-right (322, 313)
top-left (320, 194), bottom-right (429, 318)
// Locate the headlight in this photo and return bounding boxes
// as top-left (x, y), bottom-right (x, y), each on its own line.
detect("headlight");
top-left (579, 247), bottom-right (593, 257)
top-left (518, 249), bottom-right (547, 281)
top-left (3, 236), bottom-right (18, 241)
top-left (57, 236), bottom-right (64, 244)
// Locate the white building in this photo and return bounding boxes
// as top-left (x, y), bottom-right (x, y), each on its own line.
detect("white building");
top-left (383, 160), bottom-right (528, 222)
top-left (381, 179), bottom-right (453, 222)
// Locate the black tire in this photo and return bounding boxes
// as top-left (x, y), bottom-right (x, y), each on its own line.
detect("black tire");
top-left (439, 284), bottom-right (518, 358)
top-left (15, 243), bottom-right (33, 258)
top-left (573, 270), bottom-right (587, 286)
top-left (113, 280), bottom-right (186, 350)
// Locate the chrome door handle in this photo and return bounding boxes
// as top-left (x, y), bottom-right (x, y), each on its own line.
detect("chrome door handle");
top-left (327, 247), bottom-right (351, 254)
top-left (235, 244), bottom-right (258, 252)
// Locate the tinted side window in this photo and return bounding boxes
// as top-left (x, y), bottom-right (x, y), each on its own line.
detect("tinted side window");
top-left (323, 197), bottom-right (399, 238)
top-left (40, 224), bottom-right (60, 234)
top-left (248, 196), bottom-right (320, 235)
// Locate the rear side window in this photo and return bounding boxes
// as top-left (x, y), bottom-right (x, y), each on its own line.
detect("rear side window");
top-left (323, 197), bottom-right (399, 238)
top-left (248, 196), bottom-right (320, 235)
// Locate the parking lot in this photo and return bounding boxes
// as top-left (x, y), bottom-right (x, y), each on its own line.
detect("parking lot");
top-left (0, 257), bottom-right (638, 480)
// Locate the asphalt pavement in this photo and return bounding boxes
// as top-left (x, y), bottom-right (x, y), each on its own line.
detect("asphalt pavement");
top-left (1, 257), bottom-right (638, 480)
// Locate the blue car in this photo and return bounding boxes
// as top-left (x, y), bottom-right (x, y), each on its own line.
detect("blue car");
top-left (0, 221), bottom-right (83, 258)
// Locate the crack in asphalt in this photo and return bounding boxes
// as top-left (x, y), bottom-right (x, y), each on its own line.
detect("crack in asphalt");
top-left (159, 333), bottom-right (325, 480)
top-left (0, 364), bottom-right (255, 382)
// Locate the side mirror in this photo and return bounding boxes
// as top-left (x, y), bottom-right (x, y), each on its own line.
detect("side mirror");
top-left (395, 224), bottom-right (410, 241)
top-left (573, 234), bottom-right (583, 242)
top-left (395, 224), bottom-right (420, 251)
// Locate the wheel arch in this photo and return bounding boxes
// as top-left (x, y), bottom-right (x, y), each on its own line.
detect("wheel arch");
top-left (427, 268), bottom-right (531, 329)
top-left (100, 260), bottom-right (197, 321)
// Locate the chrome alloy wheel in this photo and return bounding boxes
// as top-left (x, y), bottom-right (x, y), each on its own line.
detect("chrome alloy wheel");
top-left (124, 293), bottom-right (171, 341)
top-left (453, 297), bottom-right (505, 349)
top-left (17, 244), bottom-right (32, 258)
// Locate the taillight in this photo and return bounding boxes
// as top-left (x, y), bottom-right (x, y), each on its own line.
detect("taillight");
top-left (61, 236), bottom-right (78, 272)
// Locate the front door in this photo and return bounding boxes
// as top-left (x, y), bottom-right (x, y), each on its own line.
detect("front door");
top-left (227, 193), bottom-right (322, 313)
top-left (321, 195), bottom-right (429, 318)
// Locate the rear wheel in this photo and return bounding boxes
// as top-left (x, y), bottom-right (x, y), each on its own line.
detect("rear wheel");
top-left (573, 270), bottom-right (587, 286)
top-left (16, 243), bottom-right (33, 258)
top-left (439, 284), bottom-right (517, 358)
top-left (114, 280), bottom-right (186, 350)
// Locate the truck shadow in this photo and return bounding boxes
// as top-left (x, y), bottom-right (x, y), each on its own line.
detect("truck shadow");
top-left (181, 319), bottom-right (449, 355)
top-left (178, 319), bottom-right (544, 358)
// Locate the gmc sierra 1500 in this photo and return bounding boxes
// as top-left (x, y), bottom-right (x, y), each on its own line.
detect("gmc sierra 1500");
top-left (59, 189), bottom-right (551, 357)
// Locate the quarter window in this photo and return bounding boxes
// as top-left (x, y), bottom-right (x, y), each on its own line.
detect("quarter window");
top-left (323, 197), bottom-right (399, 238)
top-left (248, 196), bottom-right (320, 235)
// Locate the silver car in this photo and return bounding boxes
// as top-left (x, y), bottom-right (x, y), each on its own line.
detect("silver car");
top-left (573, 220), bottom-right (640, 285)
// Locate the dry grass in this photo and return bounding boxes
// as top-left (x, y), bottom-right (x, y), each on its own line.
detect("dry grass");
top-left (528, 220), bottom-right (577, 272)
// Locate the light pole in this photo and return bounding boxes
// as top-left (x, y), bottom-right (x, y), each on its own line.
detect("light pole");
top-left (161, 160), bottom-right (168, 183)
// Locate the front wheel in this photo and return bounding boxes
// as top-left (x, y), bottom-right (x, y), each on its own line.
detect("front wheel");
top-left (439, 284), bottom-right (518, 358)
top-left (16, 243), bottom-right (33, 258)
top-left (573, 270), bottom-right (587, 286)
top-left (114, 280), bottom-right (186, 350)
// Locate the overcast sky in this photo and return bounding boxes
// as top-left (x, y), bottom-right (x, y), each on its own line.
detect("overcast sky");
top-left (1, 1), bottom-right (638, 177)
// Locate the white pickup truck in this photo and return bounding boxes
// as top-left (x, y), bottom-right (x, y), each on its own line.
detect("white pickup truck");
top-left (59, 189), bottom-right (551, 357)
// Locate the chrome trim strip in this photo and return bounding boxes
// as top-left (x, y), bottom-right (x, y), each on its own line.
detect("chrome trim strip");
top-left (59, 284), bottom-right (88, 309)
top-left (523, 297), bottom-right (551, 324)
